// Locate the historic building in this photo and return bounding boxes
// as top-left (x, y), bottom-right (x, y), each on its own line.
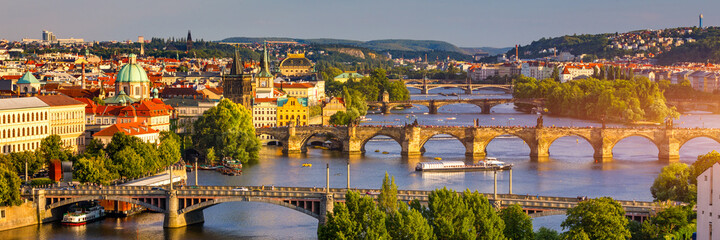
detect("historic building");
top-left (0, 95), bottom-right (85, 154)
top-left (321, 97), bottom-right (345, 125)
top-left (16, 71), bottom-right (41, 95)
top-left (37, 95), bottom-right (87, 152)
top-left (276, 97), bottom-right (308, 127)
top-left (697, 162), bottom-right (720, 239)
top-left (106, 54), bottom-right (151, 105)
top-left (255, 43), bottom-right (275, 99)
top-left (93, 122), bottom-right (160, 145)
top-left (222, 48), bottom-right (255, 110)
top-left (278, 53), bottom-right (313, 77)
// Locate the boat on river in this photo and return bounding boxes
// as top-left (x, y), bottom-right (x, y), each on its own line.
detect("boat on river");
top-left (218, 158), bottom-right (242, 176)
top-left (415, 158), bottom-right (512, 172)
top-left (62, 204), bottom-right (105, 226)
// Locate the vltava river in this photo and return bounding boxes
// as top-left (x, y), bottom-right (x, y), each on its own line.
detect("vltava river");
top-left (6, 89), bottom-right (720, 239)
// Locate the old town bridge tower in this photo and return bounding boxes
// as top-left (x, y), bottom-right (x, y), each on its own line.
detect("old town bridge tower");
top-left (223, 47), bottom-right (254, 110)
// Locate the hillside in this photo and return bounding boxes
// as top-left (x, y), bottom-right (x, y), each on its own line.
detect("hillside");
top-left (219, 37), bottom-right (467, 53)
top-left (462, 47), bottom-right (513, 56)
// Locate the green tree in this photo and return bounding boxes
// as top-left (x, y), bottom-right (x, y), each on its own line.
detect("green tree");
top-left (535, 227), bottom-right (560, 240)
top-left (651, 205), bottom-right (692, 236)
top-left (561, 197), bottom-right (630, 240)
top-left (378, 172), bottom-right (398, 213)
top-left (387, 204), bottom-right (436, 240)
top-left (112, 147), bottom-right (145, 179)
top-left (691, 150), bottom-right (720, 185)
top-left (193, 99), bottom-right (260, 164)
top-left (428, 188), bottom-right (476, 239)
top-left (329, 111), bottom-right (351, 125)
top-left (500, 204), bottom-right (533, 240)
top-left (158, 131), bottom-right (182, 166)
top-left (464, 190), bottom-right (506, 240)
top-left (91, 96), bottom-right (105, 106)
top-left (73, 154), bottom-right (117, 185)
top-left (650, 163), bottom-right (695, 202)
top-left (8, 151), bottom-right (42, 176)
top-left (0, 165), bottom-right (22, 206)
top-left (319, 191), bottom-right (389, 239)
top-left (206, 147), bottom-right (217, 166)
top-left (39, 134), bottom-right (71, 162)
top-left (82, 139), bottom-right (106, 158)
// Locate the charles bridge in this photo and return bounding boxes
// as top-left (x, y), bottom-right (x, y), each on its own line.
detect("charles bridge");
top-left (367, 98), bottom-right (544, 114)
top-left (399, 79), bottom-right (512, 94)
top-left (26, 182), bottom-right (657, 228)
top-left (256, 119), bottom-right (720, 162)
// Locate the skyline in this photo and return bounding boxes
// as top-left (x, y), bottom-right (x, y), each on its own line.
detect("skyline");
top-left (0, 0), bottom-right (717, 48)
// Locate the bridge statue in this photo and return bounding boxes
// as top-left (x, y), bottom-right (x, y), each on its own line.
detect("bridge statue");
top-left (665, 118), bottom-right (673, 129)
top-left (536, 115), bottom-right (544, 128)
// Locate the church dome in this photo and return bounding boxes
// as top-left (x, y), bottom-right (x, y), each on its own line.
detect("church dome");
top-left (117, 54), bottom-right (149, 83)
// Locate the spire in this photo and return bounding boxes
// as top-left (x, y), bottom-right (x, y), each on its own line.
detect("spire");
top-left (258, 42), bottom-right (273, 78)
top-left (230, 46), bottom-right (243, 75)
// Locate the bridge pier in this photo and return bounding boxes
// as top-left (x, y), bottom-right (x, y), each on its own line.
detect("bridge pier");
top-left (428, 101), bottom-right (438, 114)
top-left (164, 191), bottom-right (205, 228)
top-left (318, 194), bottom-right (334, 225)
top-left (402, 126), bottom-right (423, 156)
top-left (381, 104), bottom-right (391, 114)
top-left (465, 87), bottom-right (472, 95)
top-left (344, 127), bottom-right (363, 154)
top-left (481, 103), bottom-right (492, 114)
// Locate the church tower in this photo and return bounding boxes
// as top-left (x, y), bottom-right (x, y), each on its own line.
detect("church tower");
top-left (186, 30), bottom-right (192, 51)
top-left (255, 42), bottom-right (275, 98)
top-left (223, 47), bottom-right (254, 110)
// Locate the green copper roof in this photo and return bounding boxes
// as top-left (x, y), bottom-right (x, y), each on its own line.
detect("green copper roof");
top-left (17, 72), bottom-right (40, 84)
top-left (105, 90), bottom-right (137, 105)
top-left (257, 43), bottom-right (273, 78)
top-left (117, 56), bottom-right (149, 83)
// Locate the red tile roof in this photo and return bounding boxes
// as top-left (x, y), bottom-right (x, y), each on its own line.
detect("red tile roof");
top-left (93, 122), bottom-right (159, 137)
top-left (36, 95), bottom-right (86, 106)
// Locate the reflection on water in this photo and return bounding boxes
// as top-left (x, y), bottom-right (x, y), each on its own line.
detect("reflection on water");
top-left (7, 90), bottom-right (720, 239)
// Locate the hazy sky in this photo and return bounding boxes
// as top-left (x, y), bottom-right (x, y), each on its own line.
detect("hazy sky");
top-left (1, 0), bottom-right (716, 48)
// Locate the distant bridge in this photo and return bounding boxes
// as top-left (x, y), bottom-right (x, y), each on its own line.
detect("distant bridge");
top-left (256, 121), bottom-right (719, 162)
top-left (666, 99), bottom-right (720, 113)
top-left (367, 98), bottom-right (544, 114)
top-left (399, 79), bottom-right (512, 94)
top-left (29, 185), bottom-right (658, 228)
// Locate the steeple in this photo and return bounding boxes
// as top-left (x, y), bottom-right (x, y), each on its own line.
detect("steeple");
top-left (257, 42), bottom-right (273, 78)
top-left (230, 46), bottom-right (243, 76)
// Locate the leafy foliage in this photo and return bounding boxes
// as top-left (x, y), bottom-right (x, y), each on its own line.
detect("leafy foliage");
top-left (0, 164), bottom-right (22, 206)
top-left (192, 99), bottom-right (260, 164)
top-left (500, 204), bottom-right (534, 240)
top-left (39, 134), bottom-right (72, 162)
top-left (514, 76), bottom-right (678, 123)
top-left (650, 163), bottom-right (696, 203)
top-left (561, 197), bottom-right (631, 240)
top-left (73, 155), bottom-right (117, 185)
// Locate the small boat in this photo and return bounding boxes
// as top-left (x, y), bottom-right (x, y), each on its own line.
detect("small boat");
top-left (382, 151), bottom-right (390, 154)
top-left (423, 113), bottom-right (429, 115)
top-left (62, 204), bottom-right (105, 226)
top-left (434, 157), bottom-right (442, 160)
top-left (302, 163), bottom-right (312, 167)
top-left (374, 150), bottom-right (380, 152)
top-left (415, 158), bottom-right (512, 172)
top-left (446, 117), bottom-right (456, 120)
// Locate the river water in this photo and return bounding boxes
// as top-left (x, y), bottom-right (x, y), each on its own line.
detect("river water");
top-left (6, 89), bottom-right (720, 239)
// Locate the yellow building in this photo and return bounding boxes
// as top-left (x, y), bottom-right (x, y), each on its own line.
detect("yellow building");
top-left (0, 95), bottom-right (85, 154)
top-left (322, 97), bottom-right (346, 125)
top-left (278, 53), bottom-right (313, 77)
top-left (276, 97), bottom-right (308, 127)
top-left (37, 95), bottom-right (86, 152)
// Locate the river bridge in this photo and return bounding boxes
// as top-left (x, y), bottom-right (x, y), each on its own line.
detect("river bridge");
top-left (367, 98), bottom-right (543, 114)
top-left (256, 119), bottom-right (719, 162)
top-left (27, 183), bottom-right (657, 228)
top-left (399, 79), bottom-right (512, 94)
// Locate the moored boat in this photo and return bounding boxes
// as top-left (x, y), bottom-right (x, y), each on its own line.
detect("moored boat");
top-left (415, 158), bottom-right (512, 172)
top-left (62, 204), bottom-right (105, 226)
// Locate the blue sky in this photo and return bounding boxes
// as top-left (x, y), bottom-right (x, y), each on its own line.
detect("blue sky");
top-left (1, 0), bottom-right (715, 48)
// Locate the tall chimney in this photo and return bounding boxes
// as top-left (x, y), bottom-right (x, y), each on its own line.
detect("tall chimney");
top-left (515, 45), bottom-right (519, 62)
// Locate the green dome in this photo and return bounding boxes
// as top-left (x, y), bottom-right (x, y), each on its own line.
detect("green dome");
top-left (117, 56), bottom-right (149, 83)
top-left (17, 72), bottom-right (39, 84)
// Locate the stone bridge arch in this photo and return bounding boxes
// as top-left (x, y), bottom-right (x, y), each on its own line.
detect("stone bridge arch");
top-left (357, 129), bottom-right (406, 153)
top-left (296, 127), bottom-right (348, 153)
top-left (468, 128), bottom-right (537, 158)
top-left (45, 195), bottom-right (166, 213)
top-left (177, 197), bottom-right (320, 220)
top-left (541, 131), bottom-right (597, 158)
top-left (418, 128), bottom-right (469, 154)
top-left (471, 86), bottom-right (512, 92)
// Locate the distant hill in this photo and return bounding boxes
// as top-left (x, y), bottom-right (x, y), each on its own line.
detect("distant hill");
top-left (219, 37), bottom-right (467, 53)
top-left (462, 47), bottom-right (513, 56)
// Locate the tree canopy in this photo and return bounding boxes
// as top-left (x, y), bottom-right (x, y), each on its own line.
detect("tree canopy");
top-left (514, 76), bottom-right (678, 123)
top-left (650, 163), bottom-right (696, 203)
top-left (192, 99), bottom-right (260, 164)
top-left (561, 197), bottom-right (631, 240)
top-left (0, 165), bottom-right (22, 206)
